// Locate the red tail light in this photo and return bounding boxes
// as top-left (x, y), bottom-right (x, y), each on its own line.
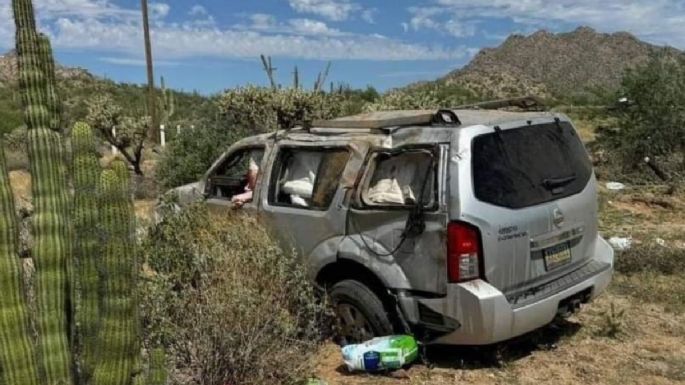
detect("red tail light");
top-left (447, 222), bottom-right (483, 283)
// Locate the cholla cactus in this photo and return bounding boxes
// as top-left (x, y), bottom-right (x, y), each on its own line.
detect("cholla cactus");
top-left (217, 86), bottom-right (344, 131)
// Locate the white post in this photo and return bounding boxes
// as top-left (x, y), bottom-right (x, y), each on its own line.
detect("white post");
top-left (176, 124), bottom-right (181, 136)
top-left (111, 126), bottom-right (118, 154)
top-left (160, 124), bottom-right (166, 147)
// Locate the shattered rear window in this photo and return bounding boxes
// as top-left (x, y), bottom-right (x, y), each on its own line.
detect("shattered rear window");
top-left (471, 122), bottom-right (593, 209)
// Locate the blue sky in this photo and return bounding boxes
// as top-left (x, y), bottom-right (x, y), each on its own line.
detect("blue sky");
top-left (1, 0), bottom-right (685, 95)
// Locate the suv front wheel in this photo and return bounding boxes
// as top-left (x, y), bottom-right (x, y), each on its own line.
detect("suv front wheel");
top-left (330, 279), bottom-right (394, 345)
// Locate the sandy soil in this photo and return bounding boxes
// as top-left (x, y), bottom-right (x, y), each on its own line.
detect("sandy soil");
top-left (315, 292), bottom-right (685, 385)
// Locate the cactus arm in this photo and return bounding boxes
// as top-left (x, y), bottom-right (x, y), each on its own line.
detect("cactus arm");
top-left (92, 166), bottom-right (137, 385)
top-left (13, 0), bottom-right (74, 384)
top-left (0, 142), bottom-right (40, 385)
top-left (148, 348), bottom-right (167, 385)
top-left (71, 122), bottom-right (101, 384)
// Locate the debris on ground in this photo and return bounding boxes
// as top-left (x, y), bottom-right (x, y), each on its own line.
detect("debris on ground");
top-left (341, 335), bottom-right (419, 373)
top-left (606, 182), bottom-right (626, 191)
top-left (609, 236), bottom-right (632, 251)
top-left (655, 238), bottom-right (667, 247)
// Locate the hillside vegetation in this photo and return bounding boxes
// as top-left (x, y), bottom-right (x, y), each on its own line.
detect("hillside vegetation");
top-left (411, 27), bottom-right (683, 104)
top-left (0, 50), bottom-right (217, 135)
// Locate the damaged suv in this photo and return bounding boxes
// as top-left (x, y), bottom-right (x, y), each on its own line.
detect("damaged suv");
top-left (170, 98), bottom-right (614, 345)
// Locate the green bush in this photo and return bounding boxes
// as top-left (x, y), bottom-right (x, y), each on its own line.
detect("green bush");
top-left (140, 204), bottom-right (330, 385)
top-left (596, 51), bottom-right (685, 174)
top-left (364, 83), bottom-right (478, 112)
top-left (156, 124), bottom-right (243, 189)
top-left (217, 86), bottom-right (345, 132)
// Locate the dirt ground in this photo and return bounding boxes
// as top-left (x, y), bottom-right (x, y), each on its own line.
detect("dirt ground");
top-left (315, 185), bottom-right (685, 385)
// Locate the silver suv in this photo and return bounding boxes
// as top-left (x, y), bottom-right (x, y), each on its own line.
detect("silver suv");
top-left (170, 100), bottom-right (614, 345)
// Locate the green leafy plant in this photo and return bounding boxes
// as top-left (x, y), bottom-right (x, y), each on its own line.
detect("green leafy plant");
top-left (596, 50), bottom-right (685, 176)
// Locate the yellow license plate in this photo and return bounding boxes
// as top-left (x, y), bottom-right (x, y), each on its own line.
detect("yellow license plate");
top-left (543, 242), bottom-right (572, 271)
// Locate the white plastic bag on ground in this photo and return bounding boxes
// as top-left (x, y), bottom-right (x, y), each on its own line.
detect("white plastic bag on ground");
top-left (341, 335), bottom-right (419, 373)
top-left (609, 236), bottom-right (632, 251)
top-left (606, 182), bottom-right (626, 191)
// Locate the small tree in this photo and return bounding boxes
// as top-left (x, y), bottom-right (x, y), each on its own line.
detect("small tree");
top-left (85, 95), bottom-right (148, 175)
top-left (598, 51), bottom-right (685, 173)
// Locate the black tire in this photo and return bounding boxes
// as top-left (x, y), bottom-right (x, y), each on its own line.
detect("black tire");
top-left (329, 279), bottom-right (394, 345)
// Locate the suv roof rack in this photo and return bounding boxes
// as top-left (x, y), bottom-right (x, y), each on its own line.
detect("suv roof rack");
top-left (311, 109), bottom-right (460, 133)
top-left (454, 96), bottom-right (546, 111)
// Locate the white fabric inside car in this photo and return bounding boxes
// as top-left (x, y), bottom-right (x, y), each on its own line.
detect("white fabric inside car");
top-left (367, 152), bottom-right (430, 205)
top-left (280, 152), bottom-right (323, 205)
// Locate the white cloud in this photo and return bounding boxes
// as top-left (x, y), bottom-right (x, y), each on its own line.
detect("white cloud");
top-left (288, 19), bottom-right (342, 36)
top-left (188, 5), bottom-right (207, 17)
top-left (149, 3), bottom-right (170, 19)
top-left (407, 7), bottom-right (477, 38)
top-left (0, 0), bottom-right (461, 61)
top-left (249, 13), bottom-right (277, 30)
top-left (47, 16), bottom-right (463, 60)
top-left (361, 8), bottom-right (376, 24)
top-left (429, 0), bottom-right (685, 47)
top-left (288, 0), bottom-right (360, 21)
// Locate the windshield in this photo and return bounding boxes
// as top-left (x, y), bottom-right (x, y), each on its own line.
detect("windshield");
top-left (471, 121), bottom-right (593, 209)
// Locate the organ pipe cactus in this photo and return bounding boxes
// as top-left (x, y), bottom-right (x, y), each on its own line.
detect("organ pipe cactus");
top-left (13, 0), bottom-right (73, 384)
top-left (7, 2), bottom-right (161, 385)
top-left (92, 166), bottom-right (138, 385)
top-left (0, 144), bottom-right (40, 385)
top-left (71, 122), bottom-right (101, 384)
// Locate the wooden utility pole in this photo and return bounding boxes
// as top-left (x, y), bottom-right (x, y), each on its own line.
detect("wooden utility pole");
top-left (141, 0), bottom-right (158, 142)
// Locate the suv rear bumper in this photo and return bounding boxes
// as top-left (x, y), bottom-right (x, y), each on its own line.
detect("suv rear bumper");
top-left (403, 235), bottom-right (614, 345)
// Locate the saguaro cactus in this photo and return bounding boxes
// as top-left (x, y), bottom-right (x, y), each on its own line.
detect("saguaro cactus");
top-left (92, 165), bottom-right (137, 385)
top-left (0, 144), bottom-right (40, 385)
top-left (71, 122), bottom-right (101, 384)
top-left (13, 0), bottom-right (73, 384)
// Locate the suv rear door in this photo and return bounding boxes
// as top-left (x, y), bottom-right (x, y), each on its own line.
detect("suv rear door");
top-left (453, 118), bottom-right (598, 300)
top-left (345, 144), bottom-right (449, 294)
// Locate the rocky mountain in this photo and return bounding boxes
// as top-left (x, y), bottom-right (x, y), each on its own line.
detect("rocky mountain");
top-left (435, 26), bottom-right (682, 101)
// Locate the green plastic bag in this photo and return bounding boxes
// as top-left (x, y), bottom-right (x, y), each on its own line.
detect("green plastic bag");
top-left (341, 335), bottom-right (419, 372)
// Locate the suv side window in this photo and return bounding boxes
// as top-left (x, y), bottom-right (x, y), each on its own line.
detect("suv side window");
top-left (269, 147), bottom-right (350, 210)
top-left (360, 149), bottom-right (436, 208)
top-left (206, 147), bottom-right (265, 200)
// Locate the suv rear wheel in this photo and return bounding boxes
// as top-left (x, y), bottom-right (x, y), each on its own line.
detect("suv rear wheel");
top-left (329, 279), bottom-right (394, 345)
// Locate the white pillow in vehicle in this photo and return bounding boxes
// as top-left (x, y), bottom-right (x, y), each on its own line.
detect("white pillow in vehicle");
top-left (367, 178), bottom-right (405, 204)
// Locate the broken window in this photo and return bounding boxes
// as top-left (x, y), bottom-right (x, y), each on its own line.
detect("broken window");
top-left (361, 149), bottom-right (436, 208)
top-left (269, 147), bottom-right (350, 210)
top-left (206, 147), bottom-right (265, 202)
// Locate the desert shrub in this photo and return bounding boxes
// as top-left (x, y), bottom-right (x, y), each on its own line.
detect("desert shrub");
top-left (596, 51), bottom-right (685, 177)
top-left (615, 243), bottom-right (685, 275)
top-left (364, 83), bottom-right (478, 112)
top-left (140, 204), bottom-right (330, 385)
top-left (3, 126), bottom-right (28, 171)
top-left (218, 86), bottom-right (345, 132)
